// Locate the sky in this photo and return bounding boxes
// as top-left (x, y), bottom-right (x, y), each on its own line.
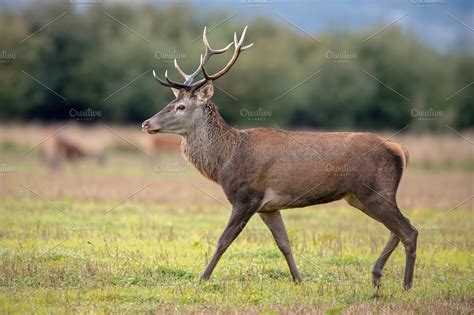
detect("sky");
top-left (159, 0), bottom-right (474, 52)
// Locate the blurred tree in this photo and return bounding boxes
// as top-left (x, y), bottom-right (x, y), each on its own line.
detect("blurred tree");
top-left (451, 53), bottom-right (474, 129)
top-left (0, 1), bottom-right (472, 130)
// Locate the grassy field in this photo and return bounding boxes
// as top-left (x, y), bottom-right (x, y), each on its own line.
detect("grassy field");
top-left (0, 127), bottom-right (473, 313)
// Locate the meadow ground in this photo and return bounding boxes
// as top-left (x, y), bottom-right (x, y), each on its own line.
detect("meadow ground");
top-left (0, 126), bottom-right (473, 314)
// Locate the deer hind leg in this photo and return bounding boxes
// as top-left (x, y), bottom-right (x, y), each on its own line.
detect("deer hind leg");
top-left (372, 232), bottom-right (399, 288)
top-left (345, 194), bottom-right (400, 288)
top-left (346, 193), bottom-right (417, 290)
top-left (259, 211), bottom-right (302, 282)
top-left (379, 206), bottom-right (417, 290)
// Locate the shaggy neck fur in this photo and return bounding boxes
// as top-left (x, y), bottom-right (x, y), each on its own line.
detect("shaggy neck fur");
top-left (181, 102), bottom-right (241, 182)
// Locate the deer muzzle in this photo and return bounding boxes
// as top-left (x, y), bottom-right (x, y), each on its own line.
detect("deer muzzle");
top-left (141, 119), bottom-right (160, 134)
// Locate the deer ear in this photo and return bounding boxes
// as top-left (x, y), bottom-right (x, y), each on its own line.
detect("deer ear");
top-left (196, 81), bottom-right (214, 102)
top-left (171, 88), bottom-right (180, 98)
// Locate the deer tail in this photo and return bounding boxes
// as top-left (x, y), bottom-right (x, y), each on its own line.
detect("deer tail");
top-left (399, 143), bottom-right (409, 169)
top-left (385, 141), bottom-right (410, 170)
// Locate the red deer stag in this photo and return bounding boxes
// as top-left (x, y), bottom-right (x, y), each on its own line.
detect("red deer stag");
top-left (142, 27), bottom-right (417, 290)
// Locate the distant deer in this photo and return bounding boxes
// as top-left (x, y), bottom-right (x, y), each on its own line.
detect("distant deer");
top-left (142, 27), bottom-right (417, 290)
top-left (41, 134), bottom-right (105, 169)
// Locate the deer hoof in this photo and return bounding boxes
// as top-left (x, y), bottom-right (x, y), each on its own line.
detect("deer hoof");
top-left (372, 272), bottom-right (382, 288)
top-left (293, 276), bottom-right (303, 283)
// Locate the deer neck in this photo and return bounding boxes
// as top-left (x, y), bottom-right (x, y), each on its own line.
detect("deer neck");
top-left (182, 103), bottom-right (241, 182)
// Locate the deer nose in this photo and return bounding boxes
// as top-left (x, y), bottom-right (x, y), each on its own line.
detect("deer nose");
top-left (141, 120), bottom-right (150, 132)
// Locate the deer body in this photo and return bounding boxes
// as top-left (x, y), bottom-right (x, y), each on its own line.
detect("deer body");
top-left (182, 105), bottom-right (408, 212)
top-left (142, 27), bottom-right (417, 290)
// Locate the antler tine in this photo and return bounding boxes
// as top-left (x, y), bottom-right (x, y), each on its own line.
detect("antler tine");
top-left (174, 59), bottom-right (190, 81)
top-left (233, 32), bottom-right (238, 47)
top-left (199, 54), bottom-right (211, 80)
top-left (203, 26), bottom-right (234, 55)
top-left (238, 25), bottom-right (247, 46)
top-left (154, 69), bottom-right (198, 91)
top-left (201, 25), bottom-right (253, 81)
top-left (241, 43), bottom-right (254, 51)
top-left (239, 26), bottom-right (254, 51)
top-left (153, 70), bottom-right (175, 88)
top-left (164, 70), bottom-right (195, 89)
top-left (183, 26), bottom-right (234, 85)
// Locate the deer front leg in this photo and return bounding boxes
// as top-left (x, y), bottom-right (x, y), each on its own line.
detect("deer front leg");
top-left (259, 211), bottom-right (302, 282)
top-left (200, 205), bottom-right (256, 281)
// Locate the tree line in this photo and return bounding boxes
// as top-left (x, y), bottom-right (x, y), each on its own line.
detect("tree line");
top-left (0, 1), bottom-right (472, 130)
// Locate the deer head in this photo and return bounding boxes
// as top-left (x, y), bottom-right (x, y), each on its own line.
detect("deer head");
top-left (141, 26), bottom-right (253, 136)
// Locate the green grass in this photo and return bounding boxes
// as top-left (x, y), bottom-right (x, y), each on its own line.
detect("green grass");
top-left (0, 197), bottom-right (472, 313)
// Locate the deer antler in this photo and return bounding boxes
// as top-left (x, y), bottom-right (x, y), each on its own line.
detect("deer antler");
top-left (200, 26), bottom-right (253, 82)
top-left (153, 26), bottom-right (253, 92)
top-left (176, 26), bottom-right (234, 84)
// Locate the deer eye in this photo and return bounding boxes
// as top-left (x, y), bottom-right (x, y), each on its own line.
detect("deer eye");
top-left (176, 105), bottom-right (185, 111)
